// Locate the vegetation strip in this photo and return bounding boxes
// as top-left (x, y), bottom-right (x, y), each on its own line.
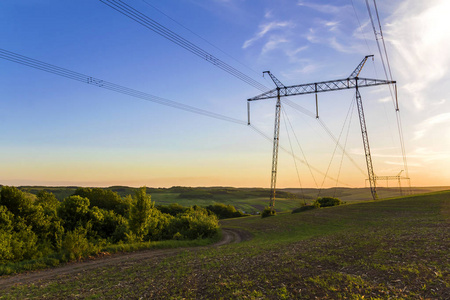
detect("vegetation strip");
top-left (0, 228), bottom-right (248, 289)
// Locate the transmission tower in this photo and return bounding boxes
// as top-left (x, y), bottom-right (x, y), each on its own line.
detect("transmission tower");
top-left (367, 170), bottom-right (411, 196)
top-left (248, 55), bottom-right (397, 210)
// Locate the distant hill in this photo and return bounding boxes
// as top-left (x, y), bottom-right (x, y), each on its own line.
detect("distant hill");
top-left (1, 184), bottom-right (448, 214)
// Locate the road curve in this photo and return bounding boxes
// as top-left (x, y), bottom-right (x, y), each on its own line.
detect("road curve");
top-left (0, 228), bottom-right (251, 289)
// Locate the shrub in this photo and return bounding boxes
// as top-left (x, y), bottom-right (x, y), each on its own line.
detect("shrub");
top-left (206, 203), bottom-right (249, 219)
top-left (62, 227), bottom-right (99, 261)
top-left (314, 197), bottom-right (342, 207)
top-left (157, 203), bottom-right (189, 216)
top-left (166, 208), bottom-right (219, 240)
top-left (261, 207), bottom-right (276, 218)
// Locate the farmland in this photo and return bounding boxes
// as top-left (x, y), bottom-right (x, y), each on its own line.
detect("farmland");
top-left (1, 190), bottom-right (448, 299)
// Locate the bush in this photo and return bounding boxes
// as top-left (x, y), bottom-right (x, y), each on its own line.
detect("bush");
top-left (261, 207), bottom-right (276, 218)
top-left (166, 208), bottom-right (219, 239)
top-left (206, 203), bottom-right (248, 219)
top-left (62, 227), bottom-right (99, 261)
top-left (314, 197), bottom-right (342, 207)
top-left (157, 203), bottom-right (189, 216)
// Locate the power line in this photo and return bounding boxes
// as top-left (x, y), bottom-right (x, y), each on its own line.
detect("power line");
top-left (0, 49), bottom-right (247, 126)
top-left (99, 0), bottom-right (270, 92)
top-left (248, 124), bottom-right (351, 187)
top-left (281, 106), bottom-right (318, 189)
top-left (365, 0), bottom-right (410, 183)
top-left (2, 48), bottom-right (357, 190)
top-left (283, 99), bottom-right (367, 177)
top-left (350, 0), bottom-right (372, 54)
top-left (333, 97), bottom-right (355, 197)
top-left (317, 96), bottom-right (356, 197)
top-left (140, 0), bottom-right (263, 78)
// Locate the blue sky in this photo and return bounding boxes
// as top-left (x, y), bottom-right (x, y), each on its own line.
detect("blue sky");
top-left (1, 0), bottom-right (449, 189)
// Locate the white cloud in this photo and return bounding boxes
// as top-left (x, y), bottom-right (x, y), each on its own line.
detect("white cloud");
top-left (385, 0), bottom-right (450, 111)
top-left (242, 21), bottom-right (294, 49)
top-left (297, 1), bottom-right (351, 15)
top-left (408, 147), bottom-right (449, 162)
top-left (261, 36), bottom-right (289, 54)
top-left (264, 10), bottom-right (273, 19)
top-left (413, 113), bottom-right (450, 140)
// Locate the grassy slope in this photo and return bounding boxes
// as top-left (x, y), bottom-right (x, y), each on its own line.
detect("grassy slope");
top-left (2, 191), bottom-right (449, 299)
top-left (13, 185), bottom-right (450, 213)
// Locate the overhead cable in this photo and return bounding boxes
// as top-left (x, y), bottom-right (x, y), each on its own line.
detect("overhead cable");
top-left (283, 99), bottom-right (367, 176)
top-left (281, 106), bottom-right (318, 190)
top-left (99, 0), bottom-right (269, 92)
top-left (248, 124), bottom-right (351, 187)
top-left (0, 49), bottom-right (247, 125)
top-left (365, 0), bottom-right (410, 181)
top-left (140, 0), bottom-right (263, 78)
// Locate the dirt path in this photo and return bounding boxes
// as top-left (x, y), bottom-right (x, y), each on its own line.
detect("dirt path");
top-left (0, 228), bottom-right (251, 289)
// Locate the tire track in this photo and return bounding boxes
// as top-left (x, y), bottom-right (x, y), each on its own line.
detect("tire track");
top-left (0, 228), bottom-right (250, 289)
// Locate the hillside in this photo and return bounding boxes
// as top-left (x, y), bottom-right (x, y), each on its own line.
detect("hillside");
top-left (9, 185), bottom-right (450, 214)
top-left (1, 191), bottom-right (448, 299)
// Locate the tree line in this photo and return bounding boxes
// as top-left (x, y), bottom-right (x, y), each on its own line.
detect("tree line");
top-left (0, 186), bottom-right (226, 269)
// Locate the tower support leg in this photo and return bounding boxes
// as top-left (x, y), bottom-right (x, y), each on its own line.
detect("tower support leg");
top-left (269, 92), bottom-right (281, 209)
top-left (355, 85), bottom-right (378, 200)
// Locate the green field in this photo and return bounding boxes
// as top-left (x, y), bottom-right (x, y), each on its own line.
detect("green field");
top-left (12, 185), bottom-right (450, 214)
top-left (2, 190), bottom-right (449, 299)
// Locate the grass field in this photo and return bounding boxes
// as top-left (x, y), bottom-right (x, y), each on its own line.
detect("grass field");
top-left (13, 185), bottom-right (450, 214)
top-left (2, 190), bottom-right (448, 299)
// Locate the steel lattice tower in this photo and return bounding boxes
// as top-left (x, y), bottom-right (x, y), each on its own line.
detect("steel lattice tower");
top-left (248, 56), bottom-right (398, 210)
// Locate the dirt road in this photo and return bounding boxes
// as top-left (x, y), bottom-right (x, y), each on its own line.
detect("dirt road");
top-left (0, 228), bottom-right (250, 289)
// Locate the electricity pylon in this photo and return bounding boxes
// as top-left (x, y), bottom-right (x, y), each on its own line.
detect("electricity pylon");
top-left (368, 170), bottom-right (411, 196)
top-left (248, 56), bottom-right (397, 210)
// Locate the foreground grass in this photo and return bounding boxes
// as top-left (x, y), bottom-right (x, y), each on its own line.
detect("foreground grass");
top-left (0, 235), bottom-right (221, 277)
top-left (2, 191), bottom-right (449, 299)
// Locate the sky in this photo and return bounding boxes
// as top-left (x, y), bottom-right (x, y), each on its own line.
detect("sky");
top-left (1, 0), bottom-right (449, 190)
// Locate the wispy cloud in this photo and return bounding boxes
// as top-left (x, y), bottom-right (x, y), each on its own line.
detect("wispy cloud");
top-left (261, 36), bottom-right (289, 54)
top-left (298, 3), bottom-right (366, 55)
top-left (385, 0), bottom-right (450, 111)
top-left (297, 1), bottom-right (351, 15)
top-left (242, 21), bottom-right (294, 49)
top-left (413, 113), bottom-right (450, 140)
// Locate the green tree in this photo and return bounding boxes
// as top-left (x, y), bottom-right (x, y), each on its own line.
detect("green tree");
top-left (74, 187), bottom-right (132, 217)
top-left (0, 186), bottom-right (33, 217)
top-left (156, 203), bottom-right (188, 216)
top-left (58, 195), bottom-right (90, 231)
top-left (129, 187), bottom-right (160, 241)
top-left (35, 191), bottom-right (60, 214)
top-left (0, 205), bottom-right (14, 232)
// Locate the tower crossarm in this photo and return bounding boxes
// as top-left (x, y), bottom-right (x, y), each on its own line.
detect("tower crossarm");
top-left (263, 71), bottom-right (285, 89)
top-left (349, 55), bottom-right (374, 78)
top-left (248, 77), bottom-right (395, 101)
